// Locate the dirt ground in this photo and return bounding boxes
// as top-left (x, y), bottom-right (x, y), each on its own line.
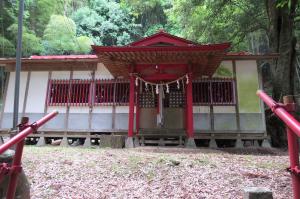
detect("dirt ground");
top-left (22, 146), bottom-right (292, 199)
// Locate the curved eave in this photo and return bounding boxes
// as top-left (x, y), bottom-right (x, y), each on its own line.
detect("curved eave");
top-left (92, 43), bottom-right (231, 53)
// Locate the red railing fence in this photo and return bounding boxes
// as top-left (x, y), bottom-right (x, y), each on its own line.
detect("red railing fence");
top-left (0, 111), bottom-right (58, 199)
top-left (257, 90), bottom-right (300, 199)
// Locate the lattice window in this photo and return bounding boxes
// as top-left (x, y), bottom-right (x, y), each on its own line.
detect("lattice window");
top-left (139, 92), bottom-right (157, 108)
top-left (211, 79), bottom-right (235, 105)
top-left (94, 80), bottom-right (115, 105)
top-left (193, 78), bottom-right (235, 105)
top-left (114, 80), bottom-right (130, 105)
top-left (47, 79), bottom-right (92, 106)
top-left (69, 79), bottom-right (91, 106)
top-left (47, 80), bottom-right (70, 106)
top-left (165, 84), bottom-right (185, 108)
top-left (139, 85), bottom-right (157, 108)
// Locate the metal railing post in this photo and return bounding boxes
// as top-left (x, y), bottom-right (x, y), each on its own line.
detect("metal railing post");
top-left (0, 111), bottom-right (58, 199)
top-left (283, 96), bottom-right (300, 199)
top-left (257, 90), bottom-right (300, 199)
top-left (6, 117), bottom-right (28, 199)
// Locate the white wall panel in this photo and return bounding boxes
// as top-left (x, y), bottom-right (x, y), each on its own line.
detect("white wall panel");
top-left (4, 72), bottom-right (28, 113)
top-left (193, 106), bottom-right (210, 113)
top-left (52, 71), bottom-right (70, 79)
top-left (47, 106), bottom-right (66, 113)
top-left (73, 71), bottom-right (92, 79)
top-left (95, 63), bottom-right (113, 79)
top-left (25, 72), bottom-right (48, 113)
top-left (93, 106), bottom-right (113, 113)
top-left (69, 107), bottom-right (90, 113)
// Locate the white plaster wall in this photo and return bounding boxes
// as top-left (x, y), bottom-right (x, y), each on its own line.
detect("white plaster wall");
top-left (73, 71), bottom-right (92, 79)
top-left (47, 106), bottom-right (66, 113)
top-left (193, 106), bottom-right (210, 113)
top-left (93, 106), bottom-right (113, 113)
top-left (95, 63), bottom-right (114, 79)
top-left (116, 106), bottom-right (130, 113)
top-left (236, 60), bottom-right (261, 113)
top-left (52, 71), bottom-right (70, 79)
top-left (25, 72), bottom-right (48, 113)
top-left (4, 72), bottom-right (28, 113)
top-left (69, 107), bottom-right (90, 113)
top-left (213, 106), bottom-right (236, 113)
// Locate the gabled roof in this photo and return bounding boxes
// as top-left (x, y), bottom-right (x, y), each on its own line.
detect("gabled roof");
top-left (128, 29), bottom-right (198, 47)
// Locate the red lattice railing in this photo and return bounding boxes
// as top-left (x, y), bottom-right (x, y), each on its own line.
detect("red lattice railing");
top-left (193, 78), bottom-right (236, 105)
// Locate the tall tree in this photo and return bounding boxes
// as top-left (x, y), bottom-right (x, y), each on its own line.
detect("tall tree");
top-left (43, 15), bottom-right (93, 55)
top-left (72, 0), bottom-right (141, 46)
top-left (169, 0), bottom-right (300, 146)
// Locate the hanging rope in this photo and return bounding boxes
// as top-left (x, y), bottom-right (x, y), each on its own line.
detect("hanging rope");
top-left (132, 73), bottom-right (189, 87)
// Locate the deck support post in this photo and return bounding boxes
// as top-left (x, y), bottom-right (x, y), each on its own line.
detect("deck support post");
top-left (36, 132), bottom-right (46, 146)
top-left (83, 136), bottom-right (91, 148)
top-left (209, 136), bottom-right (218, 148)
top-left (262, 139), bottom-right (271, 148)
top-left (126, 74), bottom-right (135, 148)
top-left (185, 73), bottom-right (196, 148)
top-left (60, 132), bottom-right (68, 147)
top-left (235, 138), bottom-right (244, 148)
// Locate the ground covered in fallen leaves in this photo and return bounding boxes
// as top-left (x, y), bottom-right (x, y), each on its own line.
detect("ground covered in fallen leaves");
top-left (22, 146), bottom-right (291, 199)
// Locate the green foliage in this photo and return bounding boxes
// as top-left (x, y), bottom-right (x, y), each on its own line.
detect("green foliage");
top-left (7, 24), bottom-right (43, 57)
top-left (43, 15), bottom-right (94, 55)
top-left (169, 0), bottom-right (268, 51)
top-left (75, 36), bottom-right (93, 54)
top-left (215, 66), bottom-right (233, 77)
top-left (43, 15), bottom-right (77, 54)
top-left (0, 36), bottom-right (15, 57)
top-left (25, 0), bottom-right (61, 36)
top-left (72, 0), bottom-right (141, 46)
top-left (122, 0), bottom-right (170, 35)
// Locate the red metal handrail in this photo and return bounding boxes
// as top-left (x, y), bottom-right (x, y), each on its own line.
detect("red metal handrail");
top-left (257, 90), bottom-right (300, 199)
top-left (0, 110), bottom-right (58, 199)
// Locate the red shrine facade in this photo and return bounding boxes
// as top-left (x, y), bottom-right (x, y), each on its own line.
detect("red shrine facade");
top-left (93, 30), bottom-right (231, 147)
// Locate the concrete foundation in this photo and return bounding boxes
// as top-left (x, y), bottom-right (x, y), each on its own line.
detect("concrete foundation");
top-left (134, 136), bottom-right (140, 147)
top-left (243, 187), bottom-right (273, 199)
top-left (125, 137), bottom-right (134, 148)
top-left (235, 138), bottom-right (244, 148)
top-left (185, 138), bottom-right (196, 148)
top-left (209, 138), bottom-right (218, 148)
top-left (261, 139), bottom-right (271, 148)
top-left (36, 137), bottom-right (46, 146)
top-left (253, 140), bottom-right (260, 147)
top-left (158, 138), bottom-right (165, 146)
top-left (83, 137), bottom-right (91, 147)
top-left (60, 135), bottom-right (69, 147)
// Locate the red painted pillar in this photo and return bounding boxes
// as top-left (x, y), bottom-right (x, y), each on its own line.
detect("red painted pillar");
top-left (186, 73), bottom-right (194, 138)
top-left (136, 83), bottom-right (140, 135)
top-left (128, 75), bottom-right (135, 137)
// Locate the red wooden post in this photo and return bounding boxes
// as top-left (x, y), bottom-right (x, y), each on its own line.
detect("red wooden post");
top-left (136, 83), bottom-right (140, 135)
top-left (128, 75), bottom-right (135, 138)
top-left (186, 73), bottom-right (194, 138)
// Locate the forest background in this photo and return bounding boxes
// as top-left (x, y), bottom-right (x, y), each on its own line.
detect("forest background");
top-left (0, 0), bottom-right (300, 146)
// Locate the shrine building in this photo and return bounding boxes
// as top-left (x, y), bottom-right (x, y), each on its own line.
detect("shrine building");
top-left (0, 31), bottom-right (277, 147)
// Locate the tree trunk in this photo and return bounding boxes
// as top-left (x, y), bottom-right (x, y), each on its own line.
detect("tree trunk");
top-left (265, 0), bottom-right (297, 147)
